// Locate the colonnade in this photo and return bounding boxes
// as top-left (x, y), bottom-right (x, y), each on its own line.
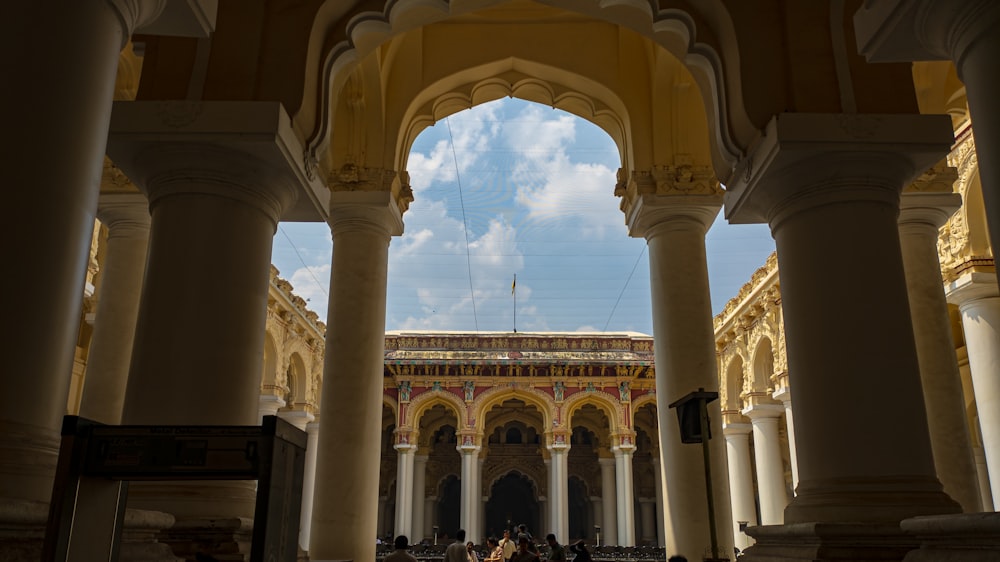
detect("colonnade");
top-left (387, 442), bottom-right (648, 546)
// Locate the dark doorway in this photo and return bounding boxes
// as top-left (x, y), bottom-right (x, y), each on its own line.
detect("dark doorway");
top-left (485, 472), bottom-right (539, 539)
top-left (438, 475), bottom-right (461, 538)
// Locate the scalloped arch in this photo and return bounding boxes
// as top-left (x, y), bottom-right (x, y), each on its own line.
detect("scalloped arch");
top-left (310, 0), bottom-right (752, 183)
top-left (472, 386), bottom-right (555, 434)
top-left (383, 393), bottom-right (398, 423)
top-left (562, 390), bottom-right (623, 434)
top-left (404, 389), bottom-right (467, 430)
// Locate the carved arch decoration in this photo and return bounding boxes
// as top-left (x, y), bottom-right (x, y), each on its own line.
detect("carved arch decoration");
top-left (312, 0), bottom-right (753, 184)
top-left (383, 394), bottom-right (399, 427)
top-left (483, 466), bottom-right (545, 499)
top-left (749, 336), bottom-right (775, 394)
top-left (260, 331), bottom-right (280, 391)
top-left (391, 59), bottom-right (634, 178)
top-left (630, 391), bottom-right (658, 415)
top-left (404, 388), bottom-right (468, 432)
top-left (722, 354), bottom-right (746, 412)
top-left (562, 390), bottom-right (623, 436)
top-left (472, 386), bottom-right (555, 436)
top-left (286, 352), bottom-right (309, 405)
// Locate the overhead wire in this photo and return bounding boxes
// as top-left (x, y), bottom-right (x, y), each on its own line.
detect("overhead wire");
top-left (445, 116), bottom-right (480, 332)
top-left (603, 246), bottom-right (646, 332)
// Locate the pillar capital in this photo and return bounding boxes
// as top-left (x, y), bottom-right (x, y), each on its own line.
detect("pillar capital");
top-left (328, 189), bottom-right (406, 238)
top-left (946, 272), bottom-right (999, 307)
top-left (107, 101), bottom-right (325, 225)
top-left (96, 193), bottom-right (151, 233)
top-left (622, 192), bottom-right (722, 240)
top-left (854, 0), bottom-right (1000, 69)
top-left (277, 409), bottom-right (315, 432)
top-left (258, 394), bottom-right (286, 417)
top-left (723, 422), bottom-right (753, 436)
top-left (724, 113), bottom-right (954, 228)
top-left (598, 457), bottom-right (617, 467)
top-left (898, 192), bottom-right (962, 231)
top-left (741, 401), bottom-right (785, 420)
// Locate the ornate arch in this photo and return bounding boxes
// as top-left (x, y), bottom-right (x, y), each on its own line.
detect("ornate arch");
top-left (472, 386), bottom-right (555, 435)
top-left (383, 393), bottom-right (398, 425)
top-left (562, 390), bottom-right (623, 435)
top-left (260, 332), bottom-right (280, 390)
top-left (405, 389), bottom-right (467, 431)
top-left (631, 391), bottom-right (658, 414)
top-left (723, 355), bottom-right (746, 412)
top-left (483, 467), bottom-right (545, 499)
top-left (311, 0), bottom-right (750, 183)
top-left (749, 336), bottom-right (775, 394)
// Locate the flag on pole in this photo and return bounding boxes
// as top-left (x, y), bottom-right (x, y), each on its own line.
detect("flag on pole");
top-left (511, 274), bottom-right (516, 295)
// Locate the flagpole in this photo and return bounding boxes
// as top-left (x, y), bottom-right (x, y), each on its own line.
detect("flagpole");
top-left (512, 273), bottom-right (517, 333)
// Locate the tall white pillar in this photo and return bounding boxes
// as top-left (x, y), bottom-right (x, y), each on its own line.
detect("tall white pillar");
top-left (413, 454), bottom-right (428, 543)
top-left (770, 374), bottom-right (799, 493)
top-left (973, 446), bottom-right (994, 512)
top-left (109, 102), bottom-right (304, 520)
top-left (395, 443), bottom-right (416, 537)
top-left (309, 189), bottom-right (403, 562)
top-left (724, 423), bottom-right (757, 551)
top-left (300, 420), bottom-right (321, 551)
top-left (651, 457), bottom-right (666, 547)
top-left (900, 191), bottom-right (982, 512)
top-left (623, 190), bottom-right (734, 558)
top-left (725, 113), bottom-right (960, 526)
top-left (78, 193), bottom-right (150, 424)
top-left (548, 442), bottom-right (569, 541)
top-left (0, 0), bottom-right (165, 505)
top-left (743, 403), bottom-right (789, 524)
top-left (477, 455), bottom-right (486, 542)
top-left (947, 271), bottom-right (1000, 508)
top-left (599, 457), bottom-right (618, 545)
top-left (613, 444), bottom-right (636, 547)
top-left (459, 443), bottom-right (481, 535)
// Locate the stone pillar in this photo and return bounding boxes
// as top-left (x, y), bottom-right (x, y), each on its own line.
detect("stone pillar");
top-left (0, 0), bottom-right (164, 505)
top-left (548, 442), bottom-right (570, 542)
top-left (613, 444), bottom-right (636, 547)
top-left (477, 456), bottom-right (486, 542)
top-left (770, 374), bottom-right (799, 492)
top-left (652, 456), bottom-right (666, 547)
top-left (622, 188), bottom-right (734, 557)
top-left (78, 193), bottom-right (150, 424)
top-left (395, 443), bottom-right (415, 537)
top-left (900, 190), bottom-right (982, 512)
top-left (538, 496), bottom-right (548, 538)
top-left (107, 102), bottom-right (305, 522)
top-left (413, 454), bottom-right (428, 543)
top-left (309, 189), bottom-right (403, 562)
top-left (744, 403), bottom-right (789, 524)
top-left (946, 271), bottom-right (1000, 508)
top-left (300, 420), bottom-right (321, 551)
top-left (638, 498), bottom-right (656, 545)
top-left (599, 457), bottom-right (618, 545)
top-left (725, 113), bottom-right (960, 527)
top-left (459, 443), bottom-right (481, 535)
top-left (724, 422), bottom-right (757, 551)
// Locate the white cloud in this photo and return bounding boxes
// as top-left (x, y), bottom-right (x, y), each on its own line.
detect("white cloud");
top-left (406, 103), bottom-right (503, 192)
top-left (286, 263), bottom-right (331, 318)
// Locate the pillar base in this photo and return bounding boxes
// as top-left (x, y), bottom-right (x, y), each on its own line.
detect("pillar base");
top-left (901, 513), bottom-right (1000, 562)
top-left (159, 517), bottom-right (253, 562)
top-left (786, 477), bottom-right (960, 524)
top-left (741, 522), bottom-right (916, 562)
top-left (0, 499), bottom-right (179, 562)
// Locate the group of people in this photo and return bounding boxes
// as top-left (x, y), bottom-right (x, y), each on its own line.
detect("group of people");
top-left (384, 524), bottom-right (593, 562)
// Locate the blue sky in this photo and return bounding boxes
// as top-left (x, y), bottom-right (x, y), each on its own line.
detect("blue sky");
top-left (271, 98), bottom-right (775, 335)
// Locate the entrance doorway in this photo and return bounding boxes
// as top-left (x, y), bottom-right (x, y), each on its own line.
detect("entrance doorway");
top-left (485, 472), bottom-right (539, 539)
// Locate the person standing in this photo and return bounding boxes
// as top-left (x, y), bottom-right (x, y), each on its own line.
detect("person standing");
top-left (510, 536), bottom-right (539, 562)
top-left (545, 534), bottom-right (566, 561)
top-left (467, 541), bottom-right (479, 562)
top-left (484, 537), bottom-right (504, 562)
top-left (498, 529), bottom-right (516, 561)
top-left (445, 530), bottom-right (469, 562)
top-left (568, 540), bottom-right (592, 562)
top-left (385, 535), bottom-right (418, 562)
